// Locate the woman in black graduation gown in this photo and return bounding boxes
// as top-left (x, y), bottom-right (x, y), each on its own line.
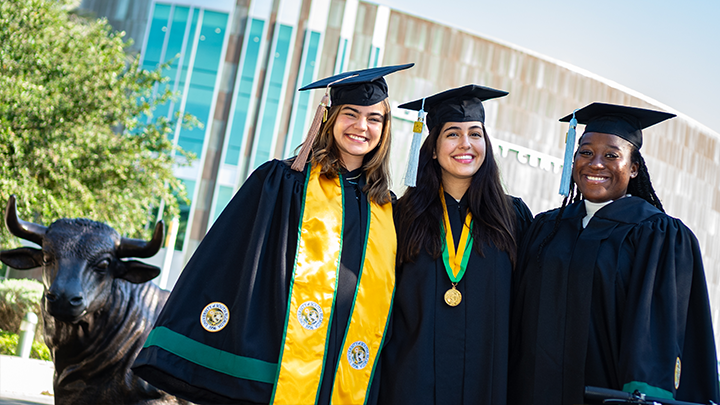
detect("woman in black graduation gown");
top-left (508, 103), bottom-right (720, 405)
top-left (379, 85), bottom-right (532, 405)
top-left (132, 64), bottom-right (413, 405)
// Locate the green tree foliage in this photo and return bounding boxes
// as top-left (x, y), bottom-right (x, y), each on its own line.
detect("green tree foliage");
top-left (0, 0), bottom-right (195, 245)
top-left (0, 329), bottom-right (51, 360)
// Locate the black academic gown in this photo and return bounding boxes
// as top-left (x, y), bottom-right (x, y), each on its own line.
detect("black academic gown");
top-left (379, 194), bottom-right (532, 405)
top-left (132, 159), bottom-right (384, 405)
top-left (508, 196), bottom-right (719, 405)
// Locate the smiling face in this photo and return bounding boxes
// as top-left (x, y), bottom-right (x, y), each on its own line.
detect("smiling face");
top-left (573, 132), bottom-right (639, 203)
top-left (332, 102), bottom-right (386, 171)
top-left (434, 121), bottom-right (486, 196)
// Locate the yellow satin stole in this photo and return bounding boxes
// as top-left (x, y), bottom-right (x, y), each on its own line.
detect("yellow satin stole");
top-left (271, 164), bottom-right (396, 405)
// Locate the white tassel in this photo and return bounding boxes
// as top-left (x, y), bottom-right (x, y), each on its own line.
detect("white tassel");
top-left (404, 107), bottom-right (426, 187)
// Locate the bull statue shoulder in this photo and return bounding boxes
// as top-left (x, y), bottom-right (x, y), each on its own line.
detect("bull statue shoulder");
top-left (0, 195), bottom-right (186, 405)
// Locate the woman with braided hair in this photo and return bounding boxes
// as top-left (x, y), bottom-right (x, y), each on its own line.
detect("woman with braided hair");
top-left (508, 103), bottom-right (719, 405)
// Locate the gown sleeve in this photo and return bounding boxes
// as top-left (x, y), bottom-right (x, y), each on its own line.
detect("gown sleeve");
top-left (618, 215), bottom-right (719, 403)
top-left (510, 196), bottom-right (533, 242)
top-left (132, 160), bottom-right (305, 404)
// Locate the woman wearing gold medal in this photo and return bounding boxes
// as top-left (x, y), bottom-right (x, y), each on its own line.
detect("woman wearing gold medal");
top-left (132, 64), bottom-right (412, 404)
top-left (379, 85), bottom-right (532, 404)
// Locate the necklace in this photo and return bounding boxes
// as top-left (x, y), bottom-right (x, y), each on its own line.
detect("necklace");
top-left (439, 187), bottom-right (473, 307)
top-left (345, 172), bottom-right (362, 185)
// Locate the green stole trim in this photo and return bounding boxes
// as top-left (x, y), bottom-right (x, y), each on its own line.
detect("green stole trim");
top-left (622, 381), bottom-right (674, 399)
top-left (143, 326), bottom-right (276, 383)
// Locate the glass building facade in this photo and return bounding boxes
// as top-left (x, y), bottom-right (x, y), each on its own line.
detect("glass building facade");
top-left (139, 1), bottom-right (230, 252)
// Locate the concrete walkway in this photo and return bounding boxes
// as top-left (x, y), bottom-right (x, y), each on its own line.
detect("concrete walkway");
top-left (0, 355), bottom-right (53, 404)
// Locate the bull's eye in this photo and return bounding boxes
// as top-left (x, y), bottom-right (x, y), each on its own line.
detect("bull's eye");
top-left (42, 254), bottom-right (52, 265)
top-left (95, 258), bottom-right (111, 272)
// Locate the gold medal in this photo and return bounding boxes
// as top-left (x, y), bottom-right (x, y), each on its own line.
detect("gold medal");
top-left (444, 285), bottom-right (462, 307)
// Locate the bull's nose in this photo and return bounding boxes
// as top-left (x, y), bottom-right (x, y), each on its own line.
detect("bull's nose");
top-left (47, 290), bottom-right (84, 306)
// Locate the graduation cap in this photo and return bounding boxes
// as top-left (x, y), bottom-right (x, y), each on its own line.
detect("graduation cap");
top-left (399, 84), bottom-right (508, 132)
top-left (398, 84), bottom-right (508, 186)
top-left (299, 63), bottom-right (414, 106)
top-left (559, 102), bottom-right (675, 149)
top-left (290, 63), bottom-right (414, 171)
top-left (556, 102), bottom-right (675, 196)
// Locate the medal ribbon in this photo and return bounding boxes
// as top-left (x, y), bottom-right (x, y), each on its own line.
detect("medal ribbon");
top-left (273, 164), bottom-right (396, 405)
top-left (439, 188), bottom-right (473, 283)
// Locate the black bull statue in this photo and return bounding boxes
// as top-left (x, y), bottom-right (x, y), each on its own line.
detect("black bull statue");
top-left (0, 196), bottom-right (186, 405)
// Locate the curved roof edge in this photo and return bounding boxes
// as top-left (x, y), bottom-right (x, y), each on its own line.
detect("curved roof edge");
top-left (379, 2), bottom-right (720, 140)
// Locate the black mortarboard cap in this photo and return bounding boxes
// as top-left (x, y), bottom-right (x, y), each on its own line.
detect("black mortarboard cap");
top-left (398, 84), bottom-right (508, 131)
top-left (559, 102), bottom-right (675, 149)
top-left (299, 63), bottom-right (414, 106)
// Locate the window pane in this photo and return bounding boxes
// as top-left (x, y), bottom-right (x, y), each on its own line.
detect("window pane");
top-left (225, 18), bottom-right (265, 166)
top-left (177, 10), bottom-right (229, 157)
top-left (251, 24), bottom-right (293, 169)
top-left (174, 179), bottom-right (196, 251)
top-left (285, 30), bottom-right (321, 157)
top-left (212, 185), bottom-right (235, 224)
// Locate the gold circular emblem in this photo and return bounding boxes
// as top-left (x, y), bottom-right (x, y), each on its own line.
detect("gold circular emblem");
top-left (674, 357), bottom-right (681, 389)
top-left (444, 286), bottom-right (462, 307)
top-left (200, 302), bottom-right (230, 332)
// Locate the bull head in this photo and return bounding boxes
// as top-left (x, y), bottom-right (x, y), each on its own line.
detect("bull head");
top-left (0, 195), bottom-right (165, 323)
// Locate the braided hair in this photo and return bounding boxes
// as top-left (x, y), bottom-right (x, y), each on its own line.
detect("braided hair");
top-left (626, 147), bottom-right (664, 212)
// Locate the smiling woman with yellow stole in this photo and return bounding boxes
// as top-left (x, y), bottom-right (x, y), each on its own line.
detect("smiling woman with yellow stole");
top-left (379, 85), bottom-right (532, 404)
top-left (132, 64), bottom-right (413, 404)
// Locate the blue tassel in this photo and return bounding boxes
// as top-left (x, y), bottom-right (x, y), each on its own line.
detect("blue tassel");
top-left (404, 100), bottom-right (426, 187)
top-left (558, 111), bottom-right (578, 196)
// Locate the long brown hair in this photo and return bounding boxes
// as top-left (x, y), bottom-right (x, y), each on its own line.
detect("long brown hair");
top-left (395, 122), bottom-right (519, 266)
top-left (310, 99), bottom-right (393, 205)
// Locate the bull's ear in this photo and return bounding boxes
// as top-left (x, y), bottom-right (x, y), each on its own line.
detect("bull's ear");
top-left (117, 260), bottom-right (161, 283)
top-left (0, 247), bottom-right (43, 270)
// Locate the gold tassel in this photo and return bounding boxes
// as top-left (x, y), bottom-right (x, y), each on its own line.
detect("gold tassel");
top-left (291, 92), bottom-right (329, 171)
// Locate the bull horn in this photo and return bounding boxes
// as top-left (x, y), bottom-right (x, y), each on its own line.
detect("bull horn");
top-left (5, 195), bottom-right (47, 246)
top-left (117, 220), bottom-right (165, 258)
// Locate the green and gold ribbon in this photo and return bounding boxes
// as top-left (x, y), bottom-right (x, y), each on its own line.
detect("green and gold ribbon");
top-left (439, 188), bottom-right (473, 306)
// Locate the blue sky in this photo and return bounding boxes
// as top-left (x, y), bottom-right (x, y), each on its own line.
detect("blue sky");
top-left (375, 0), bottom-right (720, 134)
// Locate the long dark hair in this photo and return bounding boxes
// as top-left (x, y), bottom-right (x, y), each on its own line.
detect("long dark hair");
top-left (310, 100), bottom-right (393, 205)
top-left (534, 137), bottom-right (664, 267)
top-left (394, 122), bottom-right (518, 267)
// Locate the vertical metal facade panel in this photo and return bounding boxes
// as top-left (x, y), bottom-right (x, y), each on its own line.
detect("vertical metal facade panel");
top-left (367, 5), bottom-right (389, 67)
top-left (207, 0), bottom-right (267, 226)
top-left (247, 0), bottom-right (302, 171)
top-left (283, 0), bottom-right (331, 158)
top-left (205, 0), bottom-right (252, 228)
top-left (346, 1), bottom-right (375, 72)
top-left (333, 0), bottom-right (358, 74)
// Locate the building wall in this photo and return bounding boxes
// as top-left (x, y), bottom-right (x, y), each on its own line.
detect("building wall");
top-left (80, 0), bottom-right (720, 348)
